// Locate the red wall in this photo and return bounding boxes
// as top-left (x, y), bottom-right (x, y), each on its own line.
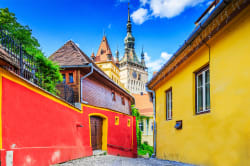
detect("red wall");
top-left (83, 106), bottom-right (137, 158)
top-left (0, 75), bottom-right (137, 166)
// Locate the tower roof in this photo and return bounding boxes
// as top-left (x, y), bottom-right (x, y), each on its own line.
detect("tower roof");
top-left (95, 35), bottom-right (115, 63)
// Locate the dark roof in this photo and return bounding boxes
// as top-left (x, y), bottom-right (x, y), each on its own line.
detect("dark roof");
top-left (49, 40), bottom-right (134, 103)
top-left (49, 40), bottom-right (89, 66)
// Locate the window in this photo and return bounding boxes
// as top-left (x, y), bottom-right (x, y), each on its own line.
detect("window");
top-left (166, 88), bottom-right (172, 120)
top-left (69, 73), bottom-right (74, 83)
top-left (121, 96), bottom-right (125, 105)
top-left (62, 74), bottom-right (66, 83)
top-left (196, 66), bottom-right (210, 114)
top-left (115, 116), bottom-right (119, 125)
top-left (111, 91), bottom-right (116, 101)
top-left (139, 120), bottom-right (144, 131)
top-left (127, 119), bottom-right (131, 127)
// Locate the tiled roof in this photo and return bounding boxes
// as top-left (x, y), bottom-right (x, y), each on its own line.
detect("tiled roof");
top-left (94, 36), bottom-right (115, 63)
top-left (133, 93), bottom-right (153, 117)
top-left (49, 40), bottom-right (89, 66)
top-left (49, 40), bottom-right (134, 103)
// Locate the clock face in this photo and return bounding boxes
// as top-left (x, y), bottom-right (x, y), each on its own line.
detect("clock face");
top-left (132, 71), bottom-right (137, 79)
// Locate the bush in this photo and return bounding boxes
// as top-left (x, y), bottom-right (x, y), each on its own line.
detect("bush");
top-left (138, 143), bottom-right (154, 157)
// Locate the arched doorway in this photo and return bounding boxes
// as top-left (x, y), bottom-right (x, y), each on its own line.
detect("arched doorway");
top-left (89, 113), bottom-right (108, 151)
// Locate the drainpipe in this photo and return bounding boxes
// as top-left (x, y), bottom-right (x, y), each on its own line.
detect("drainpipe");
top-left (146, 87), bottom-right (156, 157)
top-left (200, 24), bottom-right (211, 63)
top-left (80, 63), bottom-right (93, 104)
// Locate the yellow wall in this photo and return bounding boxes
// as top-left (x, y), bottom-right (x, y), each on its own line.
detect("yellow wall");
top-left (155, 7), bottom-right (250, 166)
top-left (96, 61), bottom-right (125, 88)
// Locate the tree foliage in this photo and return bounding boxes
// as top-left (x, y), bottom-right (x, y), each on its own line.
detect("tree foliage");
top-left (0, 8), bottom-right (62, 94)
top-left (131, 105), bottom-right (142, 147)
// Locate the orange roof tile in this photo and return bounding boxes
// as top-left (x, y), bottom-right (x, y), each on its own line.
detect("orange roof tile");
top-left (95, 36), bottom-right (115, 63)
top-left (132, 93), bottom-right (153, 117)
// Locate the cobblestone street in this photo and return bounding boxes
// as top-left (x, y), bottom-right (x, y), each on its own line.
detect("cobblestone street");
top-left (56, 155), bottom-right (195, 166)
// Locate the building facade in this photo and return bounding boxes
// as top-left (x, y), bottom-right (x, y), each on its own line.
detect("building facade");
top-left (147, 0), bottom-right (250, 166)
top-left (49, 40), bottom-right (133, 114)
top-left (133, 93), bottom-right (154, 146)
top-left (0, 27), bottom-right (137, 165)
top-left (91, 36), bottom-right (124, 88)
top-left (119, 5), bottom-right (148, 94)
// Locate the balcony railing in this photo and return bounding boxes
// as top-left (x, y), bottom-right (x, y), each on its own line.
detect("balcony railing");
top-left (0, 26), bottom-right (37, 84)
top-left (0, 26), bottom-right (75, 106)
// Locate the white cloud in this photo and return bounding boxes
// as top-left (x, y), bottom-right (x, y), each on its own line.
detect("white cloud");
top-left (149, 0), bottom-right (205, 18)
top-left (140, 0), bottom-right (148, 6)
top-left (147, 59), bottom-right (165, 71)
top-left (131, 8), bottom-right (149, 24)
top-left (144, 52), bottom-right (151, 61)
top-left (161, 52), bottom-right (172, 60)
top-left (206, 0), bottom-right (213, 6)
top-left (108, 24), bottom-right (112, 29)
top-left (145, 51), bottom-right (172, 73)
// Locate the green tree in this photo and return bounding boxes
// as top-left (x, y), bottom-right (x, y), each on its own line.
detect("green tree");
top-left (0, 8), bottom-right (62, 94)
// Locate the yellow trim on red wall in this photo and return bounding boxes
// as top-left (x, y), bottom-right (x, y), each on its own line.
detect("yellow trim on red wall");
top-left (127, 119), bottom-right (131, 127)
top-left (115, 116), bottom-right (119, 125)
top-left (0, 68), bottom-right (82, 113)
top-left (88, 113), bottom-right (108, 151)
top-left (0, 75), bottom-right (2, 149)
top-left (82, 103), bottom-right (133, 117)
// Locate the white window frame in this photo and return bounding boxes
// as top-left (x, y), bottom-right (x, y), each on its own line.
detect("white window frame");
top-left (196, 67), bottom-right (210, 114)
top-left (166, 88), bottom-right (172, 120)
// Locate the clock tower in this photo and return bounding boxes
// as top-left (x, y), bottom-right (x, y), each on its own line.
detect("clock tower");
top-left (119, 3), bottom-right (148, 94)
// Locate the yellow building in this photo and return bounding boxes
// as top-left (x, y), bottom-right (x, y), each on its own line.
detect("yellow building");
top-left (147, 0), bottom-right (250, 166)
top-left (91, 35), bottom-right (124, 88)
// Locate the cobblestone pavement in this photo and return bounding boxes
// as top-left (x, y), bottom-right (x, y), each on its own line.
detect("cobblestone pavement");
top-left (57, 155), bottom-right (195, 166)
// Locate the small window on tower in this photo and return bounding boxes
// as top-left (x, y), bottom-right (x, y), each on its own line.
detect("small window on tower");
top-left (138, 74), bottom-right (141, 80)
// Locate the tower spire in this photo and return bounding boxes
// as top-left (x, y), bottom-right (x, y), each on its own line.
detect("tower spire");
top-left (127, 2), bottom-right (132, 33)
top-left (128, 2), bottom-right (130, 22)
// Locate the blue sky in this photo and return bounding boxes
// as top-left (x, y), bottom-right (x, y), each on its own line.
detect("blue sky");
top-left (0, 0), bottom-right (212, 78)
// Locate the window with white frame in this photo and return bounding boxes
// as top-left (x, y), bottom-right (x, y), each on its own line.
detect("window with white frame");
top-left (196, 66), bottom-right (210, 114)
top-left (139, 120), bottom-right (144, 131)
top-left (166, 88), bottom-right (172, 120)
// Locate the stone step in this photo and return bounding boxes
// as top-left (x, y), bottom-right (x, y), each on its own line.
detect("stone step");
top-left (92, 150), bottom-right (107, 156)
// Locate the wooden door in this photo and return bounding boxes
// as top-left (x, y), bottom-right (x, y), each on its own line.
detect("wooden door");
top-left (90, 116), bottom-right (103, 150)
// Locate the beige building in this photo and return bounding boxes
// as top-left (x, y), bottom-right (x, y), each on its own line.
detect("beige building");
top-left (133, 93), bottom-right (153, 146)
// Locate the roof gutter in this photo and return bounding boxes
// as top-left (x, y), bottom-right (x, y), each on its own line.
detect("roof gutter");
top-left (146, 87), bottom-right (156, 157)
top-left (80, 63), bottom-right (94, 104)
top-left (148, 0), bottom-right (230, 89)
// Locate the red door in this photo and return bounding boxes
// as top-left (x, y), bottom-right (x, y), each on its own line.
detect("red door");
top-left (90, 116), bottom-right (103, 150)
